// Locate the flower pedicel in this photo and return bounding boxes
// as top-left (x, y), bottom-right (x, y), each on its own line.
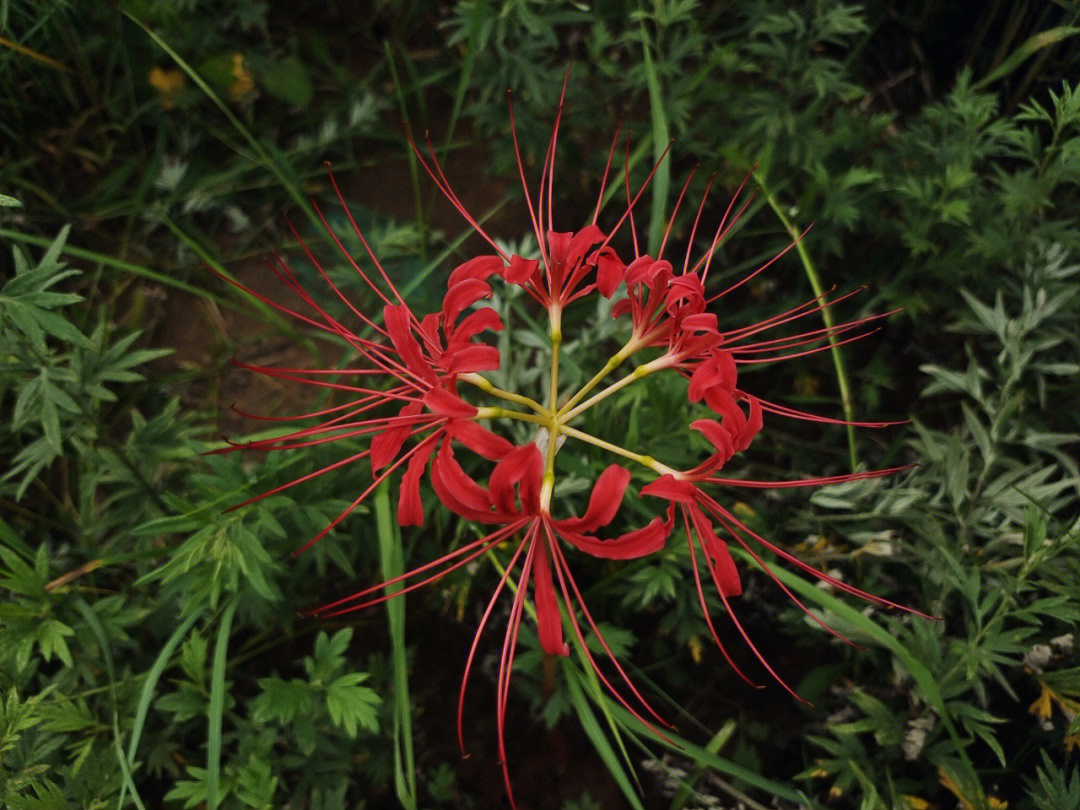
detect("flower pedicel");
top-left (213, 76), bottom-right (925, 806)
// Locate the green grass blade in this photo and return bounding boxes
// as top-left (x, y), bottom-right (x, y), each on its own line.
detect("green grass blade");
top-left (976, 25), bottom-right (1080, 88)
top-left (72, 598), bottom-right (147, 810)
top-left (157, 215), bottom-right (299, 337)
top-left (752, 172), bottom-right (859, 471)
top-left (602, 696), bottom-right (813, 806)
top-left (441, 0), bottom-right (483, 153)
top-left (116, 606), bottom-right (206, 809)
top-left (383, 42), bottom-right (426, 258)
top-left (640, 23), bottom-right (670, 257)
top-left (0, 227), bottom-right (227, 303)
top-left (207, 597), bottom-right (239, 810)
top-left (562, 660), bottom-right (647, 810)
top-left (375, 481), bottom-right (417, 809)
top-left (669, 720), bottom-right (736, 810)
top-left (568, 626), bottom-right (642, 793)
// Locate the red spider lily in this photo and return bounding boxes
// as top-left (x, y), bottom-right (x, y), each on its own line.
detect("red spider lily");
top-left (218, 71), bottom-right (925, 808)
top-left (307, 446), bottom-right (675, 808)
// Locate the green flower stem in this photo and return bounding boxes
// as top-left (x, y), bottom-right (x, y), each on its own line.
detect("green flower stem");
top-left (540, 306), bottom-right (564, 510)
top-left (560, 425), bottom-right (677, 477)
top-left (753, 172), bottom-right (859, 471)
top-left (474, 406), bottom-right (548, 426)
top-left (460, 372), bottom-right (546, 414)
top-left (560, 356), bottom-right (668, 423)
top-left (556, 337), bottom-right (643, 418)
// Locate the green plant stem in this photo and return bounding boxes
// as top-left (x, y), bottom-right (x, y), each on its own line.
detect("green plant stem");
top-left (375, 481), bottom-right (417, 810)
top-left (0, 227), bottom-right (227, 302)
top-left (753, 173), bottom-right (859, 471)
top-left (641, 21), bottom-right (670, 257)
top-left (207, 597), bottom-right (239, 810)
top-left (383, 42), bottom-right (426, 258)
top-left (117, 606), bottom-right (206, 810)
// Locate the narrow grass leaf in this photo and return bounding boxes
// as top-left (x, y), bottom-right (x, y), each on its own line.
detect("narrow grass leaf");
top-left (73, 598), bottom-right (147, 810)
top-left (752, 172), bottom-right (859, 471)
top-left (640, 24), bottom-right (670, 257)
top-left (117, 606), bottom-right (206, 810)
top-left (207, 597), bottom-right (239, 810)
top-left (375, 481), bottom-right (418, 809)
top-left (977, 26), bottom-right (1080, 88)
top-left (0, 227), bottom-right (227, 303)
top-left (562, 660), bottom-right (647, 810)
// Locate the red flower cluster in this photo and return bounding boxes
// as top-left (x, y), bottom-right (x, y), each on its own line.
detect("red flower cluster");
top-left (217, 79), bottom-right (920, 806)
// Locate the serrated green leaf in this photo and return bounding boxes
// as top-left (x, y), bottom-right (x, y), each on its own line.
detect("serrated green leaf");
top-left (324, 672), bottom-right (380, 737)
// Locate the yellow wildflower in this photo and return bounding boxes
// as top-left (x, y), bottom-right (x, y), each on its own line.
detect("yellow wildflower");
top-left (148, 66), bottom-right (184, 109)
top-left (938, 768), bottom-right (1007, 810)
top-left (228, 53), bottom-right (254, 102)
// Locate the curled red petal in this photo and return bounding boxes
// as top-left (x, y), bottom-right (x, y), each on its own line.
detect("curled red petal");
top-left (557, 505), bottom-right (674, 560)
top-left (688, 350), bottom-right (737, 402)
top-left (503, 254), bottom-right (540, 285)
top-left (448, 255), bottom-right (505, 287)
top-left (703, 386), bottom-right (747, 437)
top-left (640, 474), bottom-right (698, 504)
top-left (591, 247), bottom-right (625, 297)
top-left (547, 230), bottom-right (573, 264)
top-left (555, 464), bottom-right (631, 533)
top-left (688, 360), bottom-right (716, 403)
top-left (443, 278), bottom-right (493, 326)
top-left (384, 304), bottom-right (436, 384)
top-left (423, 386), bottom-right (477, 418)
top-left (690, 418), bottom-right (735, 463)
top-left (489, 443), bottom-right (543, 516)
top-left (419, 312), bottom-right (442, 346)
top-left (451, 308), bottom-right (504, 342)
top-left (690, 508), bottom-right (742, 597)
top-left (431, 442), bottom-right (492, 517)
top-left (534, 541), bottom-right (569, 656)
top-left (667, 273), bottom-right (705, 305)
top-left (681, 312), bottom-right (719, 334)
top-left (733, 395), bottom-right (763, 452)
top-left (371, 402), bottom-right (423, 472)
top-left (624, 256), bottom-right (660, 286)
top-left (716, 351), bottom-right (737, 390)
top-left (445, 344), bottom-right (501, 374)
top-left (397, 440), bottom-right (437, 526)
top-left (445, 419), bottom-right (515, 461)
top-left (563, 225), bottom-right (605, 270)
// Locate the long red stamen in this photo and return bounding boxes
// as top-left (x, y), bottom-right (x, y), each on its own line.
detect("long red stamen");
top-left (506, 91), bottom-right (551, 277)
top-left (682, 172), bottom-right (716, 274)
top-left (545, 522), bottom-right (674, 735)
top-left (705, 464), bottom-right (915, 489)
top-left (292, 432), bottom-right (442, 556)
top-left (623, 135), bottom-right (639, 260)
top-left (734, 328), bottom-right (880, 365)
top-left (592, 120), bottom-right (623, 225)
top-left (658, 166), bottom-right (698, 261)
top-left (496, 527), bottom-right (538, 810)
top-left (311, 522), bottom-right (526, 618)
top-left (457, 525), bottom-right (534, 755)
top-left (678, 507), bottom-right (760, 686)
top-left (755, 398), bottom-right (909, 428)
top-left (698, 493), bottom-right (934, 619)
top-left (402, 128), bottom-right (510, 262)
